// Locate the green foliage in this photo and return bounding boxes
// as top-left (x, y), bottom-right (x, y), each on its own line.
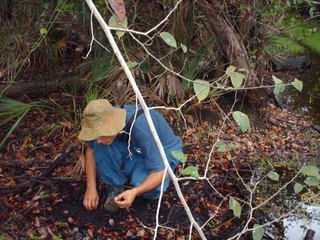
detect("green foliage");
top-left (91, 54), bottom-right (115, 82)
top-left (229, 197), bottom-right (242, 218)
top-left (214, 141), bottom-right (228, 153)
top-left (181, 166), bottom-right (200, 179)
top-left (301, 165), bottom-right (319, 176)
top-left (272, 75), bottom-right (286, 95)
top-left (265, 13), bottom-right (320, 57)
top-left (180, 43), bottom-right (187, 53)
top-left (171, 151), bottom-right (187, 163)
top-left (252, 224), bottom-right (265, 240)
top-left (226, 66), bottom-right (245, 89)
top-left (193, 80), bottom-right (210, 102)
top-left (291, 78), bottom-right (303, 91)
top-left (294, 165), bottom-right (320, 193)
top-left (85, 87), bottom-right (101, 103)
top-left (160, 32), bottom-right (178, 48)
top-left (304, 177), bottom-right (319, 186)
top-left (126, 61), bottom-right (138, 68)
top-left (29, 233), bottom-right (40, 240)
top-left (294, 182), bottom-right (304, 193)
top-left (108, 15), bottom-right (128, 39)
top-left (53, 235), bottom-right (63, 240)
top-left (0, 97), bottom-right (33, 147)
top-left (267, 171), bottom-right (280, 181)
top-left (39, 193), bottom-right (50, 199)
top-left (232, 111), bottom-right (251, 133)
top-left (182, 44), bottom-right (210, 90)
top-left (286, 0), bottom-right (320, 18)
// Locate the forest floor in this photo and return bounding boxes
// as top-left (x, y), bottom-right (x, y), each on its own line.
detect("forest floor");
top-left (0, 94), bottom-right (319, 240)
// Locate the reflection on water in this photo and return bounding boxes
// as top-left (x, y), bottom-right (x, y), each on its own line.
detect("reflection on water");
top-left (284, 204), bottom-right (320, 240)
top-left (290, 54), bottom-right (320, 124)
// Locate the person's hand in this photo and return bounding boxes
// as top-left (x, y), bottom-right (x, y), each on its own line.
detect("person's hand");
top-left (83, 187), bottom-right (99, 210)
top-left (114, 189), bottom-right (137, 208)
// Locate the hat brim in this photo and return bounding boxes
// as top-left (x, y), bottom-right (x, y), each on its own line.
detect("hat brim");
top-left (78, 108), bottom-right (126, 141)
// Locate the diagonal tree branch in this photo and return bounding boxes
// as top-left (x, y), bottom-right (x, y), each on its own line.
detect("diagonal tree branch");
top-left (83, 1), bottom-right (207, 239)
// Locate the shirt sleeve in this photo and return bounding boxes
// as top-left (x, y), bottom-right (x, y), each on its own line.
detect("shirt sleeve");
top-left (87, 140), bottom-right (95, 150)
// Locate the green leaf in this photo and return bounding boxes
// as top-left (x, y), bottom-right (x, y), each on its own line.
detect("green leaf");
top-left (42, 3), bottom-right (50, 9)
top-left (181, 166), bottom-right (200, 179)
top-left (57, 0), bottom-right (65, 10)
top-left (267, 171), bottom-right (279, 181)
top-left (216, 82), bottom-right (224, 89)
top-left (160, 32), bottom-right (177, 48)
top-left (181, 43), bottom-right (187, 53)
top-left (227, 143), bottom-right (238, 150)
top-left (214, 141), bottom-right (228, 152)
top-left (230, 71), bottom-right (245, 88)
top-left (171, 151), bottom-right (187, 163)
top-left (108, 15), bottom-right (128, 39)
top-left (39, 194), bottom-right (50, 199)
top-left (291, 78), bottom-right (303, 92)
top-left (232, 111), bottom-right (251, 132)
top-left (229, 197), bottom-right (242, 218)
top-left (108, 15), bottom-right (118, 27)
top-left (252, 224), bottom-right (265, 240)
top-left (126, 61), bottom-right (138, 68)
top-left (53, 235), bottom-right (63, 240)
top-left (304, 177), bottom-right (319, 186)
top-left (294, 183), bottom-right (304, 194)
top-left (273, 83), bottom-right (286, 95)
top-left (301, 165), bottom-right (319, 177)
top-left (193, 80), bottom-right (210, 102)
top-left (272, 75), bottom-right (285, 95)
top-left (39, 28), bottom-right (48, 35)
top-left (226, 65), bottom-right (236, 76)
top-left (272, 75), bottom-right (282, 84)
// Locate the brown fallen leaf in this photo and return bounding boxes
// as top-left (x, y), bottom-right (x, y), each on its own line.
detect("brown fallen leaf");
top-left (108, 0), bottom-right (126, 22)
top-left (137, 229), bottom-right (145, 237)
top-left (166, 230), bottom-right (176, 239)
top-left (67, 217), bottom-right (74, 224)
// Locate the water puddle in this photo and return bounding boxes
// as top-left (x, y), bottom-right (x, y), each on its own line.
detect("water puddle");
top-left (276, 53), bottom-right (320, 125)
top-left (284, 204), bottom-right (320, 240)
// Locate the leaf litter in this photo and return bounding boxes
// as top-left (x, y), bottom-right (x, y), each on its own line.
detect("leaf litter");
top-left (0, 97), bottom-right (319, 239)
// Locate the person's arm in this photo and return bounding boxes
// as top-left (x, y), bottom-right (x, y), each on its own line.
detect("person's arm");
top-left (83, 145), bottom-right (99, 210)
top-left (114, 169), bottom-right (168, 208)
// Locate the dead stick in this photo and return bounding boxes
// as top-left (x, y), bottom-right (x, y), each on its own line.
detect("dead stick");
top-left (0, 159), bottom-right (55, 167)
top-left (15, 175), bottom-right (80, 182)
top-left (0, 143), bottom-right (78, 194)
top-left (303, 229), bottom-right (315, 240)
top-left (30, 143), bottom-right (78, 190)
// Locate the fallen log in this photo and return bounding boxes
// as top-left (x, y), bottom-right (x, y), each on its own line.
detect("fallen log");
top-left (0, 143), bottom-right (78, 194)
top-left (0, 78), bottom-right (87, 99)
top-left (0, 159), bottom-right (55, 167)
top-left (271, 56), bottom-right (311, 72)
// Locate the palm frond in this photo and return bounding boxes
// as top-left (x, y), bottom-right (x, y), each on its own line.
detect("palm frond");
top-left (0, 97), bottom-right (33, 147)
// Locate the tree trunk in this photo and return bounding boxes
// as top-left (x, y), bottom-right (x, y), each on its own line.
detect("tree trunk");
top-left (195, 0), bottom-right (267, 106)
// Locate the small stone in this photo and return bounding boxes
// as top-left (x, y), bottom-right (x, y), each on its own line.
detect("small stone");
top-left (108, 218), bottom-right (114, 226)
top-left (67, 217), bottom-right (74, 224)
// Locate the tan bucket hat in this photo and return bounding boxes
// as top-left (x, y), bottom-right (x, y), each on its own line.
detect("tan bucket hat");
top-left (78, 99), bottom-right (126, 141)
